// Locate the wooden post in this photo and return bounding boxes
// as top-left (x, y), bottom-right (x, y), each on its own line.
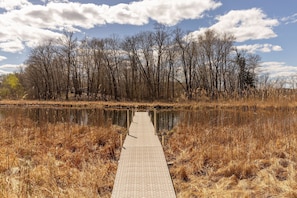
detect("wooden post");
top-left (127, 109), bottom-right (130, 135)
top-left (162, 135), bottom-right (165, 146)
top-left (154, 108), bottom-right (157, 135)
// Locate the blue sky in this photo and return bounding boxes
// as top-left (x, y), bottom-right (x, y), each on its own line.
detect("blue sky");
top-left (0, 0), bottom-right (297, 79)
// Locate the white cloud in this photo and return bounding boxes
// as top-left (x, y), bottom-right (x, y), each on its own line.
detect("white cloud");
top-left (0, 69), bottom-right (9, 75)
top-left (0, 64), bottom-right (21, 69)
top-left (4, 2), bottom-right (108, 30)
top-left (0, 39), bottom-right (24, 53)
top-left (189, 8), bottom-right (279, 42)
top-left (3, 0), bottom-right (222, 29)
top-left (0, 64), bottom-right (25, 74)
top-left (1, 2), bottom-right (108, 53)
top-left (0, 0), bottom-right (32, 10)
top-left (106, 3), bottom-right (149, 25)
top-left (41, 0), bottom-right (69, 3)
top-left (0, 55), bottom-right (7, 62)
top-left (281, 13), bottom-right (297, 24)
top-left (0, 0), bottom-right (222, 54)
top-left (0, 63), bottom-right (27, 75)
top-left (258, 62), bottom-right (297, 78)
top-left (237, 44), bottom-right (283, 54)
top-left (106, 0), bottom-right (221, 26)
top-left (138, 0), bottom-right (222, 26)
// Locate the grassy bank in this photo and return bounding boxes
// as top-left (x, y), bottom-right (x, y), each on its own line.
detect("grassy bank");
top-left (164, 108), bottom-right (297, 197)
top-left (0, 115), bottom-right (124, 197)
top-left (2, 99), bottom-right (297, 110)
top-left (1, 100), bottom-right (297, 197)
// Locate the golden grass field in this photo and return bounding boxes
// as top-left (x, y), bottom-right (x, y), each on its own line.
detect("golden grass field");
top-left (1, 100), bottom-right (297, 197)
top-left (164, 108), bottom-right (297, 197)
top-left (0, 114), bottom-right (124, 197)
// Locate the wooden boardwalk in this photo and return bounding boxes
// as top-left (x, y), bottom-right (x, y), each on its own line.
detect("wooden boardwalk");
top-left (112, 112), bottom-right (176, 198)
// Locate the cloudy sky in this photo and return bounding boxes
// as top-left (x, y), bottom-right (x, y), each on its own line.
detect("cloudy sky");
top-left (0, 0), bottom-right (296, 78)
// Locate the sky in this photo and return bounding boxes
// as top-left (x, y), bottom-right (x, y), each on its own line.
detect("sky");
top-left (0, 0), bottom-right (297, 80)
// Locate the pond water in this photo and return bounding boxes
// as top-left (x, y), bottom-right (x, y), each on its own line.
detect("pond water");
top-left (0, 107), bottom-right (180, 131)
top-left (0, 106), bottom-right (295, 132)
top-left (153, 106), bottom-right (296, 132)
top-left (0, 107), bottom-right (131, 128)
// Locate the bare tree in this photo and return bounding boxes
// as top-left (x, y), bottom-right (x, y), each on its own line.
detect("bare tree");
top-left (153, 24), bottom-right (171, 99)
top-left (197, 30), bottom-right (235, 99)
top-left (24, 41), bottom-right (57, 100)
top-left (21, 27), bottom-right (262, 102)
top-left (174, 28), bottom-right (195, 99)
top-left (121, 35), bottom-right (141, 100)
top-left (136, 31), bottom-right (156, 100)
top-left (58, 31), bottom-right (77, 100)
top-left (88, 38), bottom-right (105, 100)
top-left (102, 35), bottom-right (122, 100)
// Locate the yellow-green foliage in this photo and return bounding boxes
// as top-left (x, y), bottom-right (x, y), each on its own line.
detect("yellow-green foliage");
top-left (0, 74), bottom-right (24, 99)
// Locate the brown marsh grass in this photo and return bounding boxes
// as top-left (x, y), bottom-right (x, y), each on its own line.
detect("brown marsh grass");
top-left (3, 98), bottom-right (297, 110)
top-left (164, 107), bottom-right (297, 197)
top-left (0, 114), bottom-right (124, 197)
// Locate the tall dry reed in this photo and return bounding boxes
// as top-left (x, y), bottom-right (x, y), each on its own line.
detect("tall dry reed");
top-left (0, 115), bottom-right (124, 197)
top-left (164, 107), bottom-right (297, 197)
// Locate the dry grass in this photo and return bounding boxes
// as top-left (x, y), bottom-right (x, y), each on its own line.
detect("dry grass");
top-left (2, 100), bottom-right (297, 197)
top-left (164, 108), bottom-right (297, 197)
top-left (0, 115), bottom-right (124, 197)
top-left (2, 98), bottom-right (297, 111)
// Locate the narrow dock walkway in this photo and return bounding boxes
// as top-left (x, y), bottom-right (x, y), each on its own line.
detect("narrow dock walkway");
top-left (112, 112), bottom-right (176, 198)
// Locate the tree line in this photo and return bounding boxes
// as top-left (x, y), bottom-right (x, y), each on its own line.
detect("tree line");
top-left (17, 26), bottom-right (261, 101)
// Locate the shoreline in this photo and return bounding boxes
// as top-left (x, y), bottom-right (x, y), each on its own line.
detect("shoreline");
top-left (1, 99), bottom-right (297, 110)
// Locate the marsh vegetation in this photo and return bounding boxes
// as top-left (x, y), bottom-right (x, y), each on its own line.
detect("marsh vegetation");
top-left (164, 107), bottom-right (297, 197)
top-left (1, 103), bottom-right (297, 197)
top-left (0, 108), bottom-right (127, 197)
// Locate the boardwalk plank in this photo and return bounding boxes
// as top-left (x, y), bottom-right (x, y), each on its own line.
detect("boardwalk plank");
top-left (112, 112), bottom-right (176, 198)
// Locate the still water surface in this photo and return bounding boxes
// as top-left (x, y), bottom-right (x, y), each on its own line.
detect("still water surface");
top-left (0, 107), bottom-right (130, 128)
top-left (0, 106), bottom-right (294, 131)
